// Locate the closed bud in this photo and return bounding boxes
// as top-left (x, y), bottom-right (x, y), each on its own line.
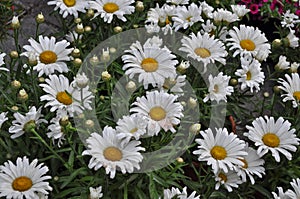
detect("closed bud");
top-left (101, 48), bottom-right (110, 62)
top-left (230, 78), bottom-right (238, 86)
top-left (133, 24), bottom-right (139, 29)
top-left (85, 119), bottom-right (94, 128)
top-left (272, 39), bottom-right (282, 48)
top-left (176, 157), bottom-right (184, 163)
top-left (28, 52), bottom-right (38, 66)
top-left (86, 9), bottom-right (94, 18)
top-left (113, 26), bottom-right (122, 33)
top-left (59, 116), bottom-right (70, 127)
top-left (71, 48), bottom-right (81, 58)
top-left (74, 18), bottom-right (82, 24)
top-left (18, 89), bottom-right (28, 102)
top-left (36, 13), bottom-right (45, 24)
top-left (38, 77), bottom-right (45, 83)
top-left (11, 106), bottom-right (19, 111)
top-left (11, 80), bottom-right (21, 89)
top-left (73, 58), bottom-right (82, 67)
top-left (109, 47), bottom-right (116, 54)
top-left (11, 16), bottom-right (20, 29)
top-left (10, 51), bottom-right (19, 59)
top-left (263, 92), bottom-right (270, 98)
top-left (126, 81), bottom-right (136, 92)
top-left (189, 123), bottom-right (201, 134)
top-left (75, 23), bottom-right (84, 34)
top-left (100, 95), bottom-right (105, 101)
top-left (177, 61), bottom-right (190, 74)
top-left (84, 26), bottom-right (92, 33)
top-left (23, 120), bottom-right (36, 133)
top-left (101, 71), bottom-right (111, 81)
top-left (53, 176), bottom-right (59, 181)
top-left (273, 85), bottom-right (281, 94)
top-left (289, 62), bottom-right (299, 73)
top-left (136, 1), bottom-right (144, 12)
top-left (187, 97), bottom-right (198, 109)
top-left (89, 55), bottom-right (99, 66)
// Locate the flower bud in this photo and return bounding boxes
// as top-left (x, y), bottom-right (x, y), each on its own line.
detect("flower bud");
top-left (289, 62), bottom-right (299, 73)
top-left (11, 80), bottom-right (21, 89)
top-left (71, 48), bottom-right (81, 58)
top-left (101, 71), bottom-right (111, 81)
top-left (272, 39), bottom-right (282, 49)
top-left (18, 89), bottom-right (28, 102)
top-left (136, 1), bottom-right (144, 12)
top-left (101, 48), bottom-right (110, 62)
top-left (74, 18), bottom-right (82, 24)
top-left (126, 81), bottom-right (136, 92)
top-left (59, 116), bottom-right (70, 127)
top-left (189, 123), bottom-right (201, 134)
top-left (109, 47), bottom-right (117, 54)
top-left (11, 16), bottom-right (20, 29)
top-left (11, 106), bottom-right (19, 111)
top-left (73, 58), bottom-right (82, 67)
top-left (176, 157), bottom-right (184, 163)
top-left (75, 23), bottom-right (84, 34)
top-left (36, 13), bottom-right (45, 24)
top-left (187, 97), bottom-right (198, 109)
top-left (38, 77), bottom-right (45, 83)
top-left (84, 26), bottom-right (92, 33)
top-left (89, 55), bottom-right (99, 66)
top-left (273, 85), bottom-right (281, 94)
top-left (177, 61), bottom-right (190, 74)
top-left (113, 26), bottom-right (122, 33)
top-left (263, 92), bottom-right (269, 98)
top-left (75, 73), bottom-right (89, 88)
top-left (100, 95), bottom-right (105, 101)
top-left (23, 120), bottom-right (36, 133)
top-left (85, 119), bottom-right (94, 128)
top-left (230, 78), bottom-right (238, 86)
top-left (28, 52), bottom-right (38, 66)
top-left (9, 51), bottom-right (19, 59)
top-left (133, 24), bottom-right (139, 29)
top-left (86, 9), bottom-right (94, 18)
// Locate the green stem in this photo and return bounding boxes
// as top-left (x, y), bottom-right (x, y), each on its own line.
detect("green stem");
top-left (31, 128), bottom-right (70, 170)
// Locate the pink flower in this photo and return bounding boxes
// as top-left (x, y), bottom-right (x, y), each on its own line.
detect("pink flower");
top-left (270, 0), bottom-right (284, 14)
top-left (296, 10), bottom-right (300, 16)
top-left (250, 4), bottom-right (260, 14)
top-left (242, 0), bottom-right (251, 3)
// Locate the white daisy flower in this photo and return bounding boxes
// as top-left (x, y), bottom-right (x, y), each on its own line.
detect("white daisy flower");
top-left (284, 29), bottom-right (299, 49)
top-left (234, 145), bottom-right (265, 184)
top-left (22, 35), bottom-right (73, 77)
top-left (235, 55), bottom-right (265, 93)
top-left (275, 55), bottom-right (290, 70)
top-left (0, 53), bottom-right (8, 72)
top-left (278, 73), bottom-right (300, 108)
top-left (180, 32), bottom-right (227, 72)
top-left (145, 3), bottom-right (176, 34)
top-left (231, 5), bottom-right (250, 18)
top-left (172, 3), bottom-right (203, 31)
top-left (116, 114), bottom-right (147, 142)
top-left (47, 0), bottom-right (89, 18)
top-left (89, 186), bottom-right (103, 199)
top-left (227, 25), bottom-right (271, 58)
top-left (161, 186), bottom-right (200, 199)
top-left (89, 0), bottom-right (135, 23)
top-left (0, 156), bottom-right (52, 199)
top-left (47, 110), bottom-right (69, 147)
top-left (285, 178), bottom-right (300, 199)
top-left (65, 31), bottom-right (83, 43)
top-left (122, 38), bottom-right (178, 89)
top-left (214, 169), bottom-right (243, 192)
top-left (162, 75), bottom-right (186, 96)
top-left (40, 74), bottom-right (93, 117)
top-left (166, 0), bottom-right (189, 5)
top-left (193, 128), bottom-right (247, 174)
top-left (244, 116), bottom-right (300, 162)
top-left (9, 106), bottom-right (47, 139)
top-left (203, 72), bottom-right (234, 103)
top-left (213, 8), bottom-right (239, 24)
top-left (82, 126), bottom-right (145, 179)
top-left (130, 90), bottom-right (184, 136)
top-left (0, 112), bottom-right (8, 128)
top-left (272, 187), bottom-right (289, 199)
top-left (200, 19), bottom-right (216, 35)
top-left (200, 1), bottom-right (214, 18)
top-left (281, 10), bottom-right (300, 28)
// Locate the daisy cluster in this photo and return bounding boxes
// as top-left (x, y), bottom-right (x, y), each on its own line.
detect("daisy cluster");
top-left (0, 0), bottom-right (299, 198)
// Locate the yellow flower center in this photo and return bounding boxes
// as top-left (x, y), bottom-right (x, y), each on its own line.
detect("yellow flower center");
top-left (149, 106), bottom-right (166, 121)
top-left (240, 39), bottom-right (256, 51)
top-left (186, 16), bottom-right (192, 22)
top-left (130, 127), bottom-right (138, 134)
top-left (103, 2), bottom-right (119, 13)
top-left (293, 91), bottom-right (300, 101)
top-left (63, 0), bottom-right (76, 7)
top-left (141, 58), bottom-right (158, 72)
top-left (56, 91), bottom-right (73, 105)
top-left (246, 71), bottom-right (252, 80)
top-left (262, 133), bottom-right (280, 147)
top-left (12, 176), bottom-right (33, 192)
top-left (238, 158), bottom-right (248, 169)
top-left (218, 173), bottom-right (227, 182)
top-left (194, 48), bottom-right (211, 58)
top-left (213, 84), bottom-right (219, 93)
top-left (210, 146), bottom-right (227, 160)
top-left (39, 50), bottom-right (57, 64)
top-left (103, 146), bottom-right (122, 161)
top-left (165, 16), bottom-right (171, 25)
